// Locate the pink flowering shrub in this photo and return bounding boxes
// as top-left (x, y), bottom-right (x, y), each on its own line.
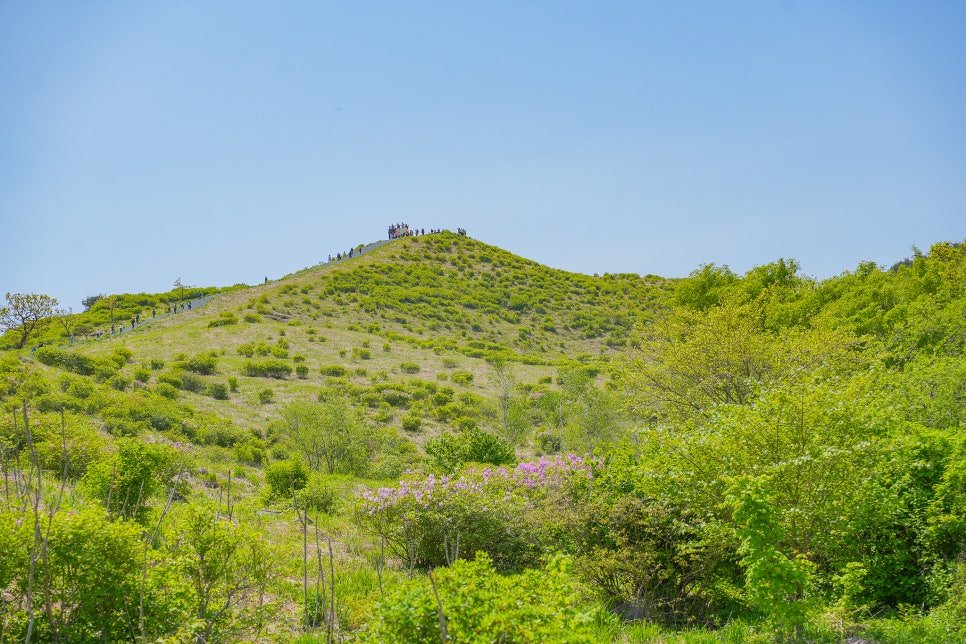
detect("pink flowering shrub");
top-left (358, 454), bottom-right (598, 570)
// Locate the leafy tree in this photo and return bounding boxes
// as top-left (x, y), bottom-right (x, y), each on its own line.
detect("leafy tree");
top-left (81, 293), bottom-right (104, 310)
top-left (725, 476), bottom-right (815, 637)
top-left (620, 295), bottom-right (863, 423)
top-left (276, 396), bottom-right (373, 475)
top-left (53, 307), bottom-right (77, 341)
top-left (0, 292), bottom-right (58, 348)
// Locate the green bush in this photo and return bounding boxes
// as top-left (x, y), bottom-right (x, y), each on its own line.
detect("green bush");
top-left (180, 352), bottom-right (218, 375)
top-left (149, 358), bottom-right (165, 370)
top-left (368, 553), bottom-right (601, 643)
top-left (258, 388), bottom-right (274, 404)
top-left (179, 371), bottom-right (206, 393)
top-left (319, 365), bottom-right (348, 377)
top-left (227, 376), bottom-right (239, 392)
top-left (264, 458), bottom-right (309, 498)
top-left (208, 382), bottom-right (229, 400)
top-left (400, 362), bottom-right (421, 374)
top-left (208, 312), bottom-right (238, 327)
top-left (157, 371), bottom-right (182, 389)
top-left (244, 360), bottom-right (293, 379)
top-left (401, 413), bottom-right (422, 432)
top-left (82, 438), bottom-right (176, 521)
top-left (426, 428), bottom-right (516, 473)
top-left (154, 383), bottom-right (179, 400)
top-left (243, 312), bottom-right (261, 323)
top-left (133, 366), bottom-right (151, 383)
top-left (295, 364), bottom-right (309, 379)
top-left (108, 374), bottom-right (131, 391)
top-left (451, 370), bottom-right (474, 385)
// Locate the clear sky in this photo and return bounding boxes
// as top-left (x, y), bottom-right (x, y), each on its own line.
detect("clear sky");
top-left (2, 1), bottom-right (963, 310)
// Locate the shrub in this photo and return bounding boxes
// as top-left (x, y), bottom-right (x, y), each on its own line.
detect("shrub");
top-left (368, 554), bottom-right (601, 643)
top-left (243, 313), bottom-right (261, 323)
top-left (401, 414), bottom-right (422, 432)
top-left (157, 371), bottom-right (182, 389)
top-left (244, 360), bottom-right (293, 379)
top-left (319, 365), bottom-right (347, 377)
top-left (295, 364), bottom-right (309, 379)
top-left (208, 312), bottom-right (238, 327)
top-left (451, 370), bottom-right (474, 385)
top-left (179, 371), bottom-right (206, 393)
top-left (400, 362), bottom-right (421, 374)
top-left (265, 458), bottom-right (309, 499)
top-left (154, 383), bottom-right (179, 400)
top-left (258, 388), bottom-right (274, 404)
top-left (181, 352), bottom-right (218, 375)
top-left (297, 474), bottom-right (341, 514)
top-left (292, 354), bottom-right (306, 363)
top-left (208, 382), bottom-right (229, 400)
top-left (359, 455), bottom-right (597, 571)
top-left (426, 428), bottom-right (516, 473)
top-left (442, 357), bottom-right (459, 369)
top-left (535, 430), bottom-right (562, 454)
top-left (133, 366), bottom-right (151, 383)
top-left (108, 374), bottom-right (131, 391)
top-left (227, 376), bottom-right (239, 392)
top-left (150, 358), bottom-right (165, 370)
top-left (269, 346), bottom-right (289, 359)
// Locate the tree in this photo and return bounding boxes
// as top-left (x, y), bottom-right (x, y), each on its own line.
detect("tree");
top-left (53, 307), bottom-right (77, 341)
top-left (487, 358), bottom-right (528, 444)
top-left (277, 396), bottom-right (373, 475)
top-left (0, 292), bottom-right (58, 348)
top-left (619, 295), bottom-right (862, 423)
top-left (81, 294), bottom-right (104, 311)
top-left (174, 277), bottom-right (187, 305)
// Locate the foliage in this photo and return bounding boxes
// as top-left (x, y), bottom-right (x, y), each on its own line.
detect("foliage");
top-left (425, 427), bottom-right (516, 473)
top-left (83, 437), bottom-right (179, 521)
top-left (244, 359), bottom-right (293, 379)
top-left (359, 455), bottom-right (596, 570)
top-left (276, 396), bottom-right (374, 475)
top-left (366, 553), bottom-right (602, 643)
top-left (0, 291), bottom-right (58, 348)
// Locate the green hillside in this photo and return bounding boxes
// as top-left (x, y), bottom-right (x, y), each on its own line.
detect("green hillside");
top-left (1, 235), bottom-right (965, 643)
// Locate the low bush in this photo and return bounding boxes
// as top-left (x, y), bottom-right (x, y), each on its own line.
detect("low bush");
top-left (426, 428), bottom-right (516, 473)
top-left (399, 362), bottom-right (421, 374)
top-left (208, 312), bottom-right (238, 327)
top-left (451, 370), bottom-right (474, 385)
top-left (208, 382), bottom-right (229, 400)
top-left (244, 360), bottom-right (293, 379)
top-left (401, 413), bottom-right (422, 432)
top-left (265, 458), bottom-right (308, 498)
top-left (368, 554), bottom-right (602, 643)
top-left (154, 383), bottom-right (179, 400)
top-left (319, 365), bottom-right (347, 377)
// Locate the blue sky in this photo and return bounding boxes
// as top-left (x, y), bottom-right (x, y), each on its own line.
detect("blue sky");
top-left (1, 1), bottom-right (963, 309)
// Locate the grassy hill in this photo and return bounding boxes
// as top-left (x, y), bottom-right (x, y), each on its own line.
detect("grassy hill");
top-left (27, 232), bottom-right (668, 442)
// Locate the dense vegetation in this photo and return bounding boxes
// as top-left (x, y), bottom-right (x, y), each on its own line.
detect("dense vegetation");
top-left (1, 233), bottom-right (965, 642)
